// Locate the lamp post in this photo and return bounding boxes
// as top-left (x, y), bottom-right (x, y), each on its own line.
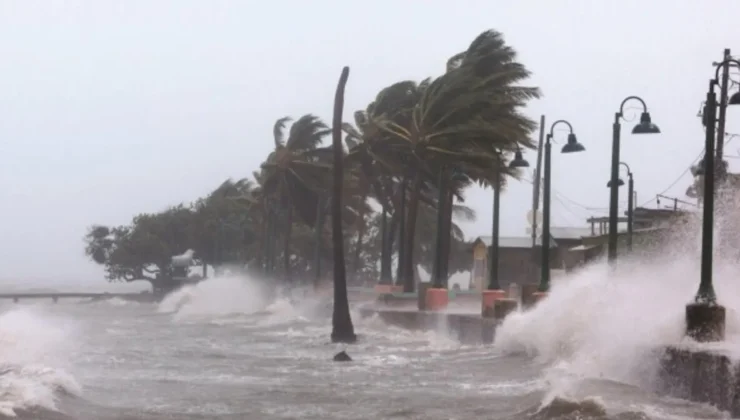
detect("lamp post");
top-left (539, 120), bottom-right (586, 294)
top-left (687, 58), bottom-right (740, 342)
top-left (427, 165), bottom-right (453, 311)
top-left (478, 150), bottom-right (528, 317)
top-left (608, 97), bottom-right (660, 265)
top-left (606, 162), bottom-right (634, 252)
top-left (488, 150), bottom-right (530, 291)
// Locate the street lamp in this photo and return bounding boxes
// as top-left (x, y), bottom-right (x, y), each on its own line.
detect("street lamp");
top-left (608, 97), bottom-right (660, 265)
top-left (487, 149), bottom-right (529, 291)
top-left (606, 162), bottom-right (634, 252)
top-left (686, 57), bottom-right (740, 342)
top-left (539, 120), bottom-right (585, 293)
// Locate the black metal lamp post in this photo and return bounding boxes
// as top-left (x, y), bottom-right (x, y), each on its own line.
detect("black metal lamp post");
top-left (540, 121), bottom-right (585, 293)
top-left (608, 97), bottom-right (660, 264)
top-left (686, 58), bottom-right (740, 342)
top-left (487, 149), bottom-right (529, 291)
top-left (606, 162), bottom-right (634, 252)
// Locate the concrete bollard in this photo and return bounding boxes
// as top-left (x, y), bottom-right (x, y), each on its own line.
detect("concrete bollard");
top-left (507, 283), bottom-right (521, 302)
top-left (417, 283), bottom-right (430, 311)
top-left (481, 290), bottom-right (506, 317)
top-left (425, 288), bottom-right (449, 312)
top-left (493, 298), bottom-right (518, 320)
top-left (520, 284), bottom-right (539, 308)
top-left (531, 291), bottom-right (548, 304)
top-left (686, 303), bottom-right (726, 342)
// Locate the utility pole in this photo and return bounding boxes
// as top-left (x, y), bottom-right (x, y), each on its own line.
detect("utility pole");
top-left (530, 115), bottom-right (545, 281)
top-left (715, 48), bottom-right (731, 161)
top-left (713, 49), bottom-right (731, 258)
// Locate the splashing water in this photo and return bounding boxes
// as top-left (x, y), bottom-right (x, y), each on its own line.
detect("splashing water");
top-left (494, 252), bottom-right (740, 393)
top-left (157, 275), bottom-right (274, 320)
top-left (0, 307), bottom-right (81, 416)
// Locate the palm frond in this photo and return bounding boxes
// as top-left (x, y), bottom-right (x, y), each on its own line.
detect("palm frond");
top-left (273, 117), bottom-right (292, 148)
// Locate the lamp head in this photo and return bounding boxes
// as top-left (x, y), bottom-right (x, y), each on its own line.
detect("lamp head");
top-left (606, 178), bottom-right (625, 188)
top-left (729, 91), bottom-right (740, 105)
top-left (509, 150), bottom-right (530, 168)
top-left (686, 185), bottom-right (697, 198)
top-left (632, 112), bottom-right (661, 134)
top-left (561, 133), bottom-right (585, 153)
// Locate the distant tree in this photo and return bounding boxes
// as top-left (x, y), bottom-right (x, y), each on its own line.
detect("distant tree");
top-left (84, 205), bottom-right (196, 289)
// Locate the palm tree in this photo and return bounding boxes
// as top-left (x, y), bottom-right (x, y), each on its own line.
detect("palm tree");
top-left (374, 29), bottom-right (540, 292)
top-left (331, 66), bottom-right (357, 344)
top-left (260, 114), bottom-right (332, 283)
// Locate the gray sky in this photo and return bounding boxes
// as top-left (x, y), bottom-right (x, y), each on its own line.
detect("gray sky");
top-left (1, 0), bottom-right (739, 287)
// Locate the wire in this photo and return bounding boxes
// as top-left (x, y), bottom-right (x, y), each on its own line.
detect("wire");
top-left (638, 131), bottom-right (740, 207)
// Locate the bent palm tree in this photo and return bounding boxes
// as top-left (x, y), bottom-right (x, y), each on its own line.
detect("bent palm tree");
top-left (260, 114), bottom-right (332, 283)
top-left (375, 29), bottom-right (541, 292)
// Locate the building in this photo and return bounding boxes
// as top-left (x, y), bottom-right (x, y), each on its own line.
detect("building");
top-left (469, 227), bottom-right (589, 290)
top-left (469, 206), bottom-right (694, 291)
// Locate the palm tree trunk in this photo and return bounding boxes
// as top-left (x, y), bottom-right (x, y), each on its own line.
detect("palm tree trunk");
top-left (266, 207), bottom-right (276, 275)
top-left (330, 66), bottom-right (356, 343)
top-left (431, 167), bottom-right (448, 288)
top-left (439, 185), bottom-right (454, 288)
top-left (261, 204), bottom-right (269, 274)
top-left (313, 198), bottom-right (326, 289)
top-left (352, 215), bottom-right (366, 284)
top-left (379, 205), bottom-right (393, 284)
top-left (402, 167), bottom-right (423, 293)
top-left (395, 178), bottom-right (407, 287)
top-left (283, 201), bottom-right (293, 283)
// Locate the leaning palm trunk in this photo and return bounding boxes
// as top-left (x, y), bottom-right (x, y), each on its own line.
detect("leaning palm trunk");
top-left (352, 214), bottom-right (366, 284)
top-left (379, 205), bottom-right (393, 284)
top-left (395, 177), bottom-right (407, 287)
top-left (330, 66), bottom-right (356, 343)
top-left (283, 200), bottom-right (293, 283)
top-left (312, 198), bottom-right (326, 289)
top-left (439, 185), bottom-right (455, 287)
top-left (401, 167), bottom-right (423, 293)
top-left (431, 167), bottom-right (449, 288)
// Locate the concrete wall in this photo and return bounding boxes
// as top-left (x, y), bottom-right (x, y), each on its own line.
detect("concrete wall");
top-left (357, 308), bottom-right (497, 345)
top-left (659, 346), bottom-right (740, 416)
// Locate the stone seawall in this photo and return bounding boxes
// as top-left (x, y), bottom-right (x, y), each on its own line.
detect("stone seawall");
top-left (357, 307), bottom-right (497, 345)
top-left (659, 346), bottom-right (740, 416)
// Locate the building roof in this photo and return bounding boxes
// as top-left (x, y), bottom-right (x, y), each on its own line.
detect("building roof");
top-left (550, 226), bottom-right (595, 240)
top-left (474, 235), bottom-right (558, 249)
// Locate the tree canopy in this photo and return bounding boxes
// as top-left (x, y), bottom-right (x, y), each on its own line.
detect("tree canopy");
top-left (83, 29), bottom-right (540, 290)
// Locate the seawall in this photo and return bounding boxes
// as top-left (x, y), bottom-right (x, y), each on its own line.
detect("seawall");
top-left (357, 307), bottom-right (497, 345)
top-left (659, 345), bottom-right (740, 416)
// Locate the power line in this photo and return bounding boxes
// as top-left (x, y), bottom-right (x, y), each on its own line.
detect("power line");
top-left (638, 132), bottom-right (740, 207)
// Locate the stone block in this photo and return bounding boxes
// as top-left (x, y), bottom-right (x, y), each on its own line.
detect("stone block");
top-left (659, 346), bottom-right (735, 415)
top-left (686, 303), bottom-right (726, 342)
top-left (520, 284), bottom-right (539, 308)
top-left (493, 298), bottom-right (518, 320)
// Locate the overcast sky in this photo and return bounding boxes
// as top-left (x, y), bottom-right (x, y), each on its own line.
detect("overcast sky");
top-left (1, 0), bottom-right (739, 288)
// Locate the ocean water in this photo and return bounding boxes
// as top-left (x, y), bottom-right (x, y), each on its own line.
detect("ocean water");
top-left (1, 259), bottom-right (738, 420)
